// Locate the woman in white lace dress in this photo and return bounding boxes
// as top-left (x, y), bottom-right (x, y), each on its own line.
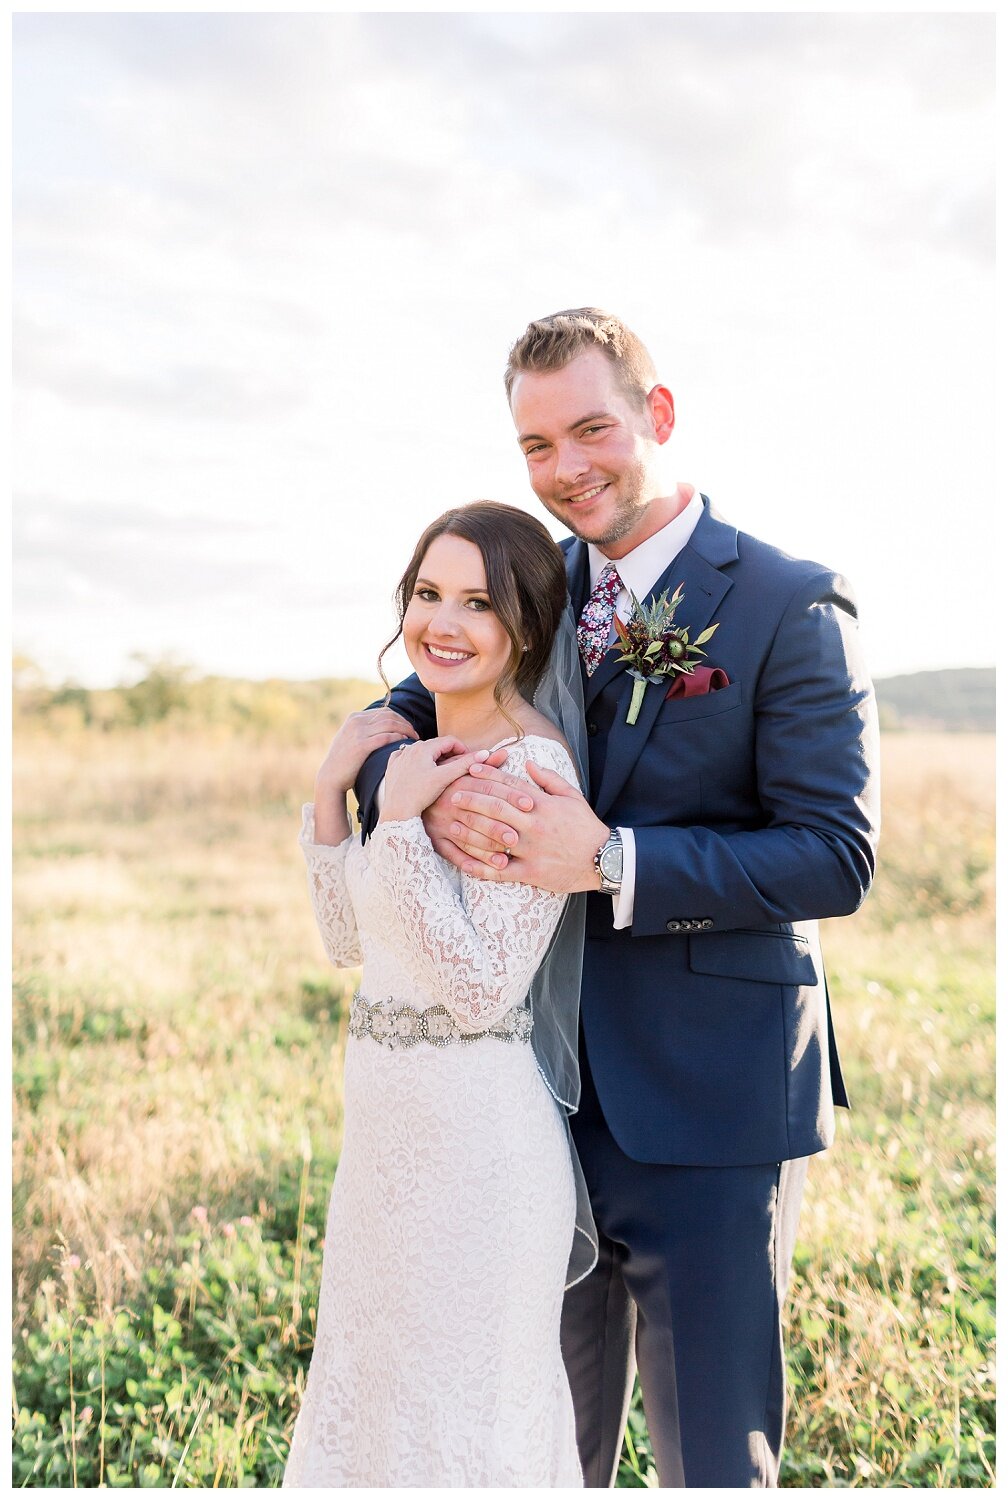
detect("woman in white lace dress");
top-left (283, 503), bottom-right (588, 1488)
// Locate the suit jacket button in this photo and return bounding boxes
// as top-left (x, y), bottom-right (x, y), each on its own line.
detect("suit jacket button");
top-left (666, 920), bottom-right (680, 933)
top-left (702, 918), bottom-right (713, 928)
top-left (587, 721), bottom-right (598, 736)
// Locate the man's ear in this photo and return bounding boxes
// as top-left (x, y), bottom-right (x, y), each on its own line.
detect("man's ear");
top-left (646, 384), bottom-right (675, 444)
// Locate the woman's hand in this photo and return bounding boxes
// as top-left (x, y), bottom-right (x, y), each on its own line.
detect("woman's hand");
top-left (315, 708), bottom-right (420, 798)
top-left (379, 736), bottom-right (489, 824)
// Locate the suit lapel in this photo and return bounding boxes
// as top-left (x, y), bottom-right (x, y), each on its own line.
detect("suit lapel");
top-left (563, 539), bottom-right (593, 701)
top-left (592, 504), bottom-right (737, 820)
top-left (564, 537), bottom-right (590, 618)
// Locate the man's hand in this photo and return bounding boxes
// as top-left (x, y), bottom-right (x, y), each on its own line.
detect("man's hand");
top-left (316, 706), bottom-right (419, 799)
top-left (421, 748), bottom-right (521, 868)
top-left (441, 757), bottom-right (611, 893)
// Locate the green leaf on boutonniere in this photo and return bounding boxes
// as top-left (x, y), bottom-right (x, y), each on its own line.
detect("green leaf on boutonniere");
top-left (612, 586), bottom-right (723, 725)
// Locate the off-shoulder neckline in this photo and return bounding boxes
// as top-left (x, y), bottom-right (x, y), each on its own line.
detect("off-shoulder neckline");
top-left (490, 733), bottom-right (573, 757)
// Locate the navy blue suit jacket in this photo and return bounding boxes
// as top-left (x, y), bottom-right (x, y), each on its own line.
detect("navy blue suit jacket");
top-left (355, 498), bottom-right (881, 1167)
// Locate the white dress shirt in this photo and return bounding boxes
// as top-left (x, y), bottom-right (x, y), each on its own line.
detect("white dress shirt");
top-left (585, 488), bottom-right (705, 928)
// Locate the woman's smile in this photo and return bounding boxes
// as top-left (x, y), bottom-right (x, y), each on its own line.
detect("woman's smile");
top-left (403, 534), bottom-right (514, 698)
top-left (422, 642), bottom-right (476, 664)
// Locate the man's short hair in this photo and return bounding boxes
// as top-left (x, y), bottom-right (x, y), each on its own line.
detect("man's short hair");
top-left (504, 307), bottom-right (658, 408)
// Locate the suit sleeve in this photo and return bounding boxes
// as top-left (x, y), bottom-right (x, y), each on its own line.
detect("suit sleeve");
top-left (631, 571), bottom-right (881, 935)
top-left (353, 673), bottom-right (437, 838)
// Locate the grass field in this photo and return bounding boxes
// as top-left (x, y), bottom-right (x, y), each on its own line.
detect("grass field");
top-left (11, 713), bottom-right (995, 1487)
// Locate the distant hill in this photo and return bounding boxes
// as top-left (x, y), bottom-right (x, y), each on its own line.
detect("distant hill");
top-left (12, 656), bottom-right (995, 735)
top-left (874, 668), bottom-right (994, 732)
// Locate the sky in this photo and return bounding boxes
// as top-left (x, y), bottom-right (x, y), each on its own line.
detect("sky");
top-left (12, 11), bottom-right (995, 688)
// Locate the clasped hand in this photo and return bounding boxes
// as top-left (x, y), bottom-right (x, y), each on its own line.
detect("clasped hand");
top-left (379, 737), bottom-right (491, 823)
top-left (422, 751), bottom-right (609, 894)
top-left (314, 710), bottom-right (607, 890)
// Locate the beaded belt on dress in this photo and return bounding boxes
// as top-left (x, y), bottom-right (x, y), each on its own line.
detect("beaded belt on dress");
top-left (348, 991), bottom-right (533, 1049)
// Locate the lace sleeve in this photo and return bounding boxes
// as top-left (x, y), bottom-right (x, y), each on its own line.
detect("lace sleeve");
top-left (366, 739), bottom-right (580, 1033)
top-left (299, 803), bottom-right (363, 969)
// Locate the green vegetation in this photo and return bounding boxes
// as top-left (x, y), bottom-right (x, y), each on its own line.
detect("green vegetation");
top-left (875, 667), bottom-right (994, 733)
top-left (13, 651), bottom-right (996, 735)
top-left (11, 691), bottom-right (995, 1487)
top-left (13, 1221), bottom-right (318, 1488)
top-left (12, 653), bottom-right (384, 740)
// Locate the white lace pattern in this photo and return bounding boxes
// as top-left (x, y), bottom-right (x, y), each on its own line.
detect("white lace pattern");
top-left (283, 737), bottom-right (584, 1488)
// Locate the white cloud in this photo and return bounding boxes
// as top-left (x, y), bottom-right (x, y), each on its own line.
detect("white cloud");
top-left (12, 12), bottom-right (995, 685)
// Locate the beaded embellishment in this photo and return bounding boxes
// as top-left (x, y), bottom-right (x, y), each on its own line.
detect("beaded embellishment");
top-left (348, 991), bottom-right (533, 1050)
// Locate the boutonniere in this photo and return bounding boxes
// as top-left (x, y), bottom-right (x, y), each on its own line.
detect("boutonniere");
top-left (612, 585), bottom-right (720, 725)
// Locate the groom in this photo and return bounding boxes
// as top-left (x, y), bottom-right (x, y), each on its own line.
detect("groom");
top-left (356, 308), bottom-right (880, 1487)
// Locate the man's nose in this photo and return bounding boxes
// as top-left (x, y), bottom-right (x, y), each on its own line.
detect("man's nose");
top-left (554, 441), bottom-right (590, 488)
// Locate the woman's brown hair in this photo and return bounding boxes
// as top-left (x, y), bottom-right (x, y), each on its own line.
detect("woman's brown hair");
top-left (378, 501), bottom-right (568, 727)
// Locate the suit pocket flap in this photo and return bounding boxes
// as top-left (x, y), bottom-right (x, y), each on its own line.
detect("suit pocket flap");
top-left (650, 679), bottom-right (743, 727)
top-left (688, 930), bottom-right (818, 986)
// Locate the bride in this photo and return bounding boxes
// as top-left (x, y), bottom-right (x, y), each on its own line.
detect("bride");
top-left (283, 501), bottom-right (595, 1488)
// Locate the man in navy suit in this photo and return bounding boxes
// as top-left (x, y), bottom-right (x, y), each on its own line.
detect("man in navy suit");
top-left (356, 309), bottom-right (880, 1486)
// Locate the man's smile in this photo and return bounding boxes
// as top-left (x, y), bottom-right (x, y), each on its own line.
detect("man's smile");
top-left (563, 482), bottom-right (610, 506)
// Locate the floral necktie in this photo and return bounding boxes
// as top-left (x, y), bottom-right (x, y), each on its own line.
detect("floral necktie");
top-left (577, 562), bottom-right (623, 675)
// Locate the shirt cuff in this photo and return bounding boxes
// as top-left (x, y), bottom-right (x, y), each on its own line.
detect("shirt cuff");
top-left (611, 827), bottom-right (636, 929)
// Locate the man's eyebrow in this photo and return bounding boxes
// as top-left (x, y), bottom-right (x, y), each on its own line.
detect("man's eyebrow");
top-left (415, 576), bottom-right (490, 593)
top-left (517, 410), bottom-right (614, 445)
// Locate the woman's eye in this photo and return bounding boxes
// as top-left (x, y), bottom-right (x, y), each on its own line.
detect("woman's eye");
top-left (467, 598), bottom-right (491, 612)
top-left (415, 588), bottom-right (439, 602)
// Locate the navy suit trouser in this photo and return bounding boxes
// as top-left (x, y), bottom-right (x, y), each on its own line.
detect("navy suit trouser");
top-left (562, 1036), bottom-right (808, 1488)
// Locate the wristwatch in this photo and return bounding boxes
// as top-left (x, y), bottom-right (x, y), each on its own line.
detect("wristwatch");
top-left (593, 829), bottom-right (623, 895)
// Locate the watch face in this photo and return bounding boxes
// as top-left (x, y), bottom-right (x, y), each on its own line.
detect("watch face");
top-left (600, 845), bottom-right (622, 881)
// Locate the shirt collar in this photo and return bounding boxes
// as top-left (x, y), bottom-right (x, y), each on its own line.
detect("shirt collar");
top-left (587, 488), bottom-right (705, 598)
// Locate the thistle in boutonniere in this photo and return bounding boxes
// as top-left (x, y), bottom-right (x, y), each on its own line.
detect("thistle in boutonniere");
top-left (612, 585), bottom-right (720, 725)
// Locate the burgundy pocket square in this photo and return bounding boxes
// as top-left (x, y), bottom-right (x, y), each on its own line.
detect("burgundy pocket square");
top-left (665, 666), bottom-right (730, 700)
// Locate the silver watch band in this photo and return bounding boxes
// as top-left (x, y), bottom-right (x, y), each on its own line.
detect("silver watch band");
top-left (594, 829), bottom-right (623, 894)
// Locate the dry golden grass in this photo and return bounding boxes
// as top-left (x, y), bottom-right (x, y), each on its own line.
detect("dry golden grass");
top-left (11, 723), bottom-right (995, 1486)
top-left (14, 728), bottom-right (351, 1328)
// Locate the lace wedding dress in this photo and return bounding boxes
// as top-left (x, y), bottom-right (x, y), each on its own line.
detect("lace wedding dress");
top-left (283, 736), bottom-right (584, 1488)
